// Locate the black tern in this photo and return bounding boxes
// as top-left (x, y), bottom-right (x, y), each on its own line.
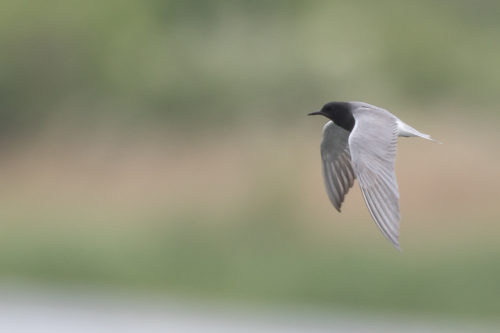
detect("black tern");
top-left (309, 101), bottom-right (437, 249)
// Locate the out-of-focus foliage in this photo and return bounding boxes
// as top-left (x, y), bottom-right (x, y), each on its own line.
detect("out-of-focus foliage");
top-left (1, 0), bottom-right (499, 135)
top-left (0, 122), bottom-right (499, 320)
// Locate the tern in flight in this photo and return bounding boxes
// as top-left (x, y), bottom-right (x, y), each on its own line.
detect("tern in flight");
top-left (309, 101), bottom-right (437, 249)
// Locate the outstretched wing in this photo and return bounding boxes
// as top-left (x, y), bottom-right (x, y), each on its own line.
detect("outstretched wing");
top-left (348, 107), bottom-right (401, 249)
top-left (320, 121), bottom-right (356, 212)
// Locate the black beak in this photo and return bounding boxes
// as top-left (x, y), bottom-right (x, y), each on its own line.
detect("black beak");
top-left (308, 111), bottom-right (323, 116)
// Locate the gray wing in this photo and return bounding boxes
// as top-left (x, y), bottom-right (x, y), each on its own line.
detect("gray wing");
top-left (348, 107), bottom-right (401, 249)
top-left (320, 121), bottom-right (356, 212)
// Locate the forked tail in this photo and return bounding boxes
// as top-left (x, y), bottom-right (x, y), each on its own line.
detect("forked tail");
top-left (397, 120), bottom-right (441, 143)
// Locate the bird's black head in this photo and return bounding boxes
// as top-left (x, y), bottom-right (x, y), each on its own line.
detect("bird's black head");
top-left (308, 101), bottom-right (355, 132)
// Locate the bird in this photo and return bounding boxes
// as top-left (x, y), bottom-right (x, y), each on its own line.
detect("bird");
top-left (308, 101), bottom-right (437, 249)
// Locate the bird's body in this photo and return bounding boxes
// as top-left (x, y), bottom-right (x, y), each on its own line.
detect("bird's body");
top-left (309, 101), bottom-right (436, 249)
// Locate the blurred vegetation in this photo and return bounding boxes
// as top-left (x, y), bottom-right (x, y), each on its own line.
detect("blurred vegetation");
top-left (1, 204), bottom-right (500, 321)
top-left (1, 0), bottom-right (500, 136)
top-left (0, 124), bottom-right (498, 321)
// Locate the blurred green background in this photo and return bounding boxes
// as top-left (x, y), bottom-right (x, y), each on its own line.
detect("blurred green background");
top-left (0, 0), bottom-right (499, 325)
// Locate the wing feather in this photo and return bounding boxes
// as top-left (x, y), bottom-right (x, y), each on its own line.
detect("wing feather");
top-left (348, 107), bottom-right (401, 249)
top-left (320, 121), bottom-right (355, 212)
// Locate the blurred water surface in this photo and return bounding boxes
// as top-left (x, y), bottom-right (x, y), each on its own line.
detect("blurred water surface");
top-left (0, 284), bottom-right (497, 333)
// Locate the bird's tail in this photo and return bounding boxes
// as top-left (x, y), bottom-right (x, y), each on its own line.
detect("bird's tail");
top-left (397, 120), bottom-right (441, 143)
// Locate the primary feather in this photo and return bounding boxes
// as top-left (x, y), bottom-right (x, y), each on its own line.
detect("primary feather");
top-left (348, 106), bottom-right (401, 249)
top-left (320, 121), bottom-right (356, 211)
